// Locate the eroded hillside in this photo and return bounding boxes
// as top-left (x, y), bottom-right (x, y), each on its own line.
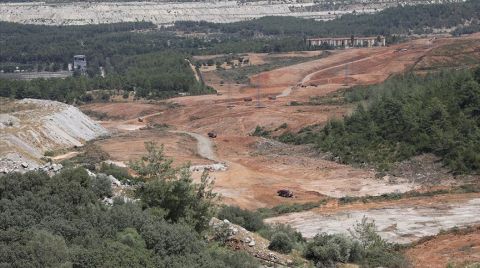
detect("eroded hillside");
top-left (0, 98), bottom-right (108, 172)
top-left (0, 0), bottom-right (462, 25)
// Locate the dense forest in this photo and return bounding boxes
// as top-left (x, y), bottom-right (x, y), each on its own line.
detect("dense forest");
top-left (0, 52), bottom-right (213, 102)
top-left (175, 0), bottom-right (480, 38)
top-left (2, 0), bottom-right (480, 72)
top-left (0, 21), bottom-right (216, 102)
top-left (281, 68), bottom-right (480, 174)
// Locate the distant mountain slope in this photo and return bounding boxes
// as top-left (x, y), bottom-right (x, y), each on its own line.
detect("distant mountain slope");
top-left (0, 0), bottom-right (466, 26)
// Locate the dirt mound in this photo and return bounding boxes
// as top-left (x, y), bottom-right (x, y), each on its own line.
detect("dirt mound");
top-left (0, 99), bottom-right (108, 171)
top-left (210, 217), bottom-right (298, 266)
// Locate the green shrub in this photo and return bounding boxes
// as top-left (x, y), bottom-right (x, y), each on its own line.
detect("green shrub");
top-left (251, 126), bottom-right (271, 138)
top-left (305, 233), bottom-right (361, 266)
top-left (99, 163), bottom-right (134, 183)
top-left (259, 224), bottom-right (305, 252)
top-left (268, 232), bottom-right (293, 254)
top-left (44, 151), bottom-right (55, 157)
top-left (257, 200), bottom-right (327, 218)
top-left (304, 218), bottom-right (407, 268)
top-left (217, 205), bottom-right (264, 232)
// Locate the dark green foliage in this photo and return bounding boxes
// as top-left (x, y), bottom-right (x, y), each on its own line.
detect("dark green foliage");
top-left (132, 142), bottom-right (217, 232)
top-left (268, 232), bottom-right (293, 254)
top-left (0, 21), bottom-right (216, 102)
top-left (288, 68), bottom-right (480, 174)
top-left (99, 163), bottom-right (135, 183)
top-left (208, 249), bottom-right (259, 268)
top-left (175, 0), bottom-right (480, 39)
top-left (304, 218), bottom-right (406, 268)
top-left (251, 125), bottom-right (272, 138)
top-left (350, 218), bottom-right (407, 268)
top-left (0, 52), bottom-right (214, 103)
top-left (305, 233), bottom-right (362, 267)
top-left (260, 224), bottom-right (305, 253)
top-left (217, 205), bottom-right (265, 232)
top-left (0, 150), bottom-right (255, 267)
top-left (257, 200), bottom-right (327, 218)
top-left (338, 184), bottom-right (480, 205)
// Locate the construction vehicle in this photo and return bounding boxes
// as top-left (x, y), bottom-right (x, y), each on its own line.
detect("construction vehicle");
top-left (208, 131), bottom-right (217, 138)
top-left (277, 189), bottom-right (294, 198)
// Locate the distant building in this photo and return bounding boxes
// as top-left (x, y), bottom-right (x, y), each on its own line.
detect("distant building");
top-left (73, 55), bottom-right (87, 73)
top-left (307, 36), bottom-right (386, 48)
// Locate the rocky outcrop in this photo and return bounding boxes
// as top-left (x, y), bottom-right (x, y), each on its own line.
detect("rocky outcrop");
top-left (0, 0), bottom-right (461, 26)
top-left (210, 217), bottom-right (298, 266)
top-left (0, 98), bottom-right (108, 172)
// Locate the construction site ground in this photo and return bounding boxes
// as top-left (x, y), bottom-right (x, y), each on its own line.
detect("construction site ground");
top-left (405, 225), bottom-right (480, 268)
top-left (80, 34), bottom-right (480, 263)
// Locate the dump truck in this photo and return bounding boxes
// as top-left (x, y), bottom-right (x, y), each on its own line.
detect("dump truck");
top-left (208, 131), bottom-right (217, 138)
top-left (277, 189), bottom-right (294, 198)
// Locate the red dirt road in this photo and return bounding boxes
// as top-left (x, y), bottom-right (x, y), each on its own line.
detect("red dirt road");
top-left (82, 35), bottom-right (480, 209)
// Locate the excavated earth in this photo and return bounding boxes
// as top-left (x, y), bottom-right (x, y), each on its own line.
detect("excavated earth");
top-left (0, 98), bottom-right (108, 172)
top-left (406, 225), bottom-right (480, 268)
top-left (266, 194), bottom-right (480, 244)
top-left (81, 35), bottom-right (480, 253)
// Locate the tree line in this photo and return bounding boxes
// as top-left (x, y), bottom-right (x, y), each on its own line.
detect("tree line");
top-left (281, 67), bottom-right (480, 174)
top-left (0, 52), bottom-right (214, 103)
top-left (175, 0), bottom-right (480, 38)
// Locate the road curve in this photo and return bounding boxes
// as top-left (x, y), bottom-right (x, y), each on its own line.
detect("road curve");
top-left (170, 130), bottom-right (218, 161)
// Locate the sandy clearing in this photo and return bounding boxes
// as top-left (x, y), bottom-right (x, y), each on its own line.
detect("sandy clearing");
top-left (51, 151), bottom-right (79, 161)
top-left (96, 129), bottom-right (211, 167)
top-left (266, 196), bottom-right (480, 244)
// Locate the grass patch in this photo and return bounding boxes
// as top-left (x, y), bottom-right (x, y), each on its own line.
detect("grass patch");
top-left (217, 54), bottom-right (328, 84)
top-left (257, 199), bottom-right (328, 218)
top-left (338, 184), bottom-right (480, 205)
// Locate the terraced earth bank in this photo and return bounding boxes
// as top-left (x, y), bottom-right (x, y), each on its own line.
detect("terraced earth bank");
top-left (0, 0), bottom-right (458, 26)
top-left (266, 195), bottom-right (480, 244)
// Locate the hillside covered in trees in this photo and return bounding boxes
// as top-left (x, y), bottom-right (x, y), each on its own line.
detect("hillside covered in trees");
top-left (0, 144), bottom-right (259, 267)
top-left (175, 0), bottom-right (480, 38)
top-left (0, 142), bottom-right (408, 267)
top-left (0, 52), bottom-right (213, 102)
top-left (282, 68), bottom-right (480, 174)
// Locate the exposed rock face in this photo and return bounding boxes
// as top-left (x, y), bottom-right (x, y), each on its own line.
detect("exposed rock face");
top-left (0, 98), bottom-right (108, 172)
top-left (0, 0), bottom-right (464, 26)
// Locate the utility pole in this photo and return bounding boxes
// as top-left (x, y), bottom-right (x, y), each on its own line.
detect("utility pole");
top-left (256, 85), bottom-right (260, 107)
top-left (344, 63), bottom-right (349, 87)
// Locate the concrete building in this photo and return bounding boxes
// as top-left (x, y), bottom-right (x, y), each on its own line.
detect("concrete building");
top-left (307, 36), bottom-right (386, 48)
top-left (73, 55), bottom-right (87, 73)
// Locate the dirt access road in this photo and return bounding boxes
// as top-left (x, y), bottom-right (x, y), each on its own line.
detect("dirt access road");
top-left (170, 130), bottom-right (218, 161)
top-left (82, 34), bottom-right (478, 209)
